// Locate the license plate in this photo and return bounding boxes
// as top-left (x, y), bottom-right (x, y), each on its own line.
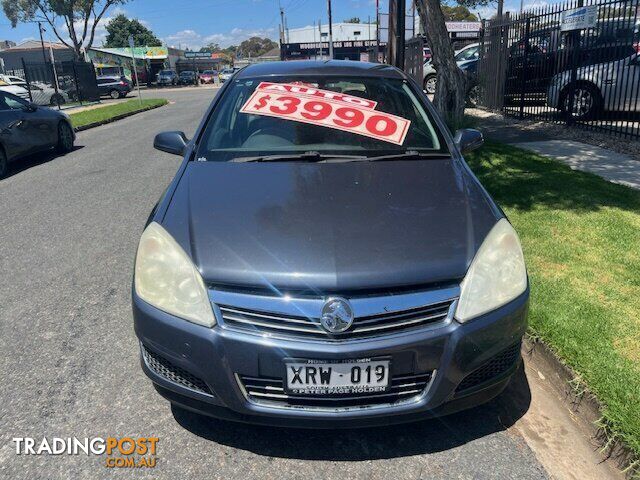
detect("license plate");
top-left (285, 358), bottom-right (390, 395)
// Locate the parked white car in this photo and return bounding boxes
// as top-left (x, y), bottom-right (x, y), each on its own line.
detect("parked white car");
top-left (218, 68), bottom-right (235, 83)
top-left (0, 82), bottom-right (30, 100)
top-left (423, 43), bottom-right (480, 94)
top-left (547, 53), bottom-right (640, 120)
top-left (28, 82), bottom-right (70, 106)
top-left (0, 74), bottom-right (28, 88)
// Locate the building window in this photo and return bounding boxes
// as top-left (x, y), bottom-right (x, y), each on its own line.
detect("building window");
top-left (354, 31), bottom-right (361, 36)
top-left (321, 33), bottom-right (328, 37)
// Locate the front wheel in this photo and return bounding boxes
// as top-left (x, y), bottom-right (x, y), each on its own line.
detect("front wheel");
top-left (0, 148), bottom-right (7, 179)
top-left (424, 74), bottom-right (437, 94)
top-left (561, 84), bottom-right (602, 120)
top-left (56, 122), bottom-right (74, 153)
top-left (49, 93), bottom-right (65, 106)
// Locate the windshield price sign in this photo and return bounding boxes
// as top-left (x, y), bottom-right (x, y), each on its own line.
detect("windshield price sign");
top-left (240, 82), bottom-right (411, 145)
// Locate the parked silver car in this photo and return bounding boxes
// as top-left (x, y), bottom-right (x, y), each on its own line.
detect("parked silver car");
top-left (423, 43), bottom-right (480, 94)
top-left (547, 53), bottom-right (640, 120)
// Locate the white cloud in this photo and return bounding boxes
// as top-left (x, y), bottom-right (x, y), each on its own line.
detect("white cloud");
top-left (164, 27), bottom-right (277, 50)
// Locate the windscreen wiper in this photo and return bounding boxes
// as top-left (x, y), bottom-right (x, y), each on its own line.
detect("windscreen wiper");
top-left (362, 151), bottom-right (451, 162)
top-left (230, 152), bottom-right (367, 163)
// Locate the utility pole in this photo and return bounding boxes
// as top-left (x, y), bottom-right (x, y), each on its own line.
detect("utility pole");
top-left (388, 0), bottom-right (406, 69)
top-left (37, 22), bottom-right (48, 65)
top-left (279, 7), bottom-right (285, 44)
top-left (375, 0), bottom-right (380, 61)
top-left (327, 0), bottom-right (334, 59)
top-left (318, 20), bottom-right (324, 60)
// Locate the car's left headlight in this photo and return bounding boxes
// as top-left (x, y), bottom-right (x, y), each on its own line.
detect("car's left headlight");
top-left (134, 222), bottom-right (215, 327)
top-left (455, 219), bottom-right (527, 323)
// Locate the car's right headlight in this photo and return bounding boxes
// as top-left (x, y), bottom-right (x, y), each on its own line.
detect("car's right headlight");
top-left (134, 222), bottom-right (215, 327)
top-left (455, 219), bottom-right (528, 323)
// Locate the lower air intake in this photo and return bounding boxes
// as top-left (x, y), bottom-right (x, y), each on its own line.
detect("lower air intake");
top-left (141, 344), bottom-right (212, 395)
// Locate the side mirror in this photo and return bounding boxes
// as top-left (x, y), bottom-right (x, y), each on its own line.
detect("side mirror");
top-left (154, 131), bottom-right (188, 156)
top-left (22, 103), bottom-right (38, 112)
top-left (454, 128), bottom-right (484, 154)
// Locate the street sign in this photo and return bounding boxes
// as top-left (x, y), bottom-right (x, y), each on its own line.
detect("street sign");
top-left (184, 52), bottom-right (211, 58)
top-left (560, 6), bottom-right (598, 32)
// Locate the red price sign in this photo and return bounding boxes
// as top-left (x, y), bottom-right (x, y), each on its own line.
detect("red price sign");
top-left (240, 83), bottom-right (411, 146)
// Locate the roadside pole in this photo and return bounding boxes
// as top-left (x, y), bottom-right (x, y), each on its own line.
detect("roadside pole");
top-left (48, 42), bottom-right (61, 109)
top-left (327, 0), bottom-right (334, 59)
top-left (129, 35), bottom-right (143, 106)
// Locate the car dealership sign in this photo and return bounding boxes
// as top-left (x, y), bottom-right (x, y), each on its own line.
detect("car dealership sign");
top-left (560, 6), bottom-right (598, 31)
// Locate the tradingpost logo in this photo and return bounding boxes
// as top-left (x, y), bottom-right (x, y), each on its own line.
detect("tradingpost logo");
top-left (12, 437), bottom-right (159, 469)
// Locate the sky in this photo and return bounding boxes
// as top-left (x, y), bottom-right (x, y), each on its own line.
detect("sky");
top-left (0, 0), bottom-right (555, 51)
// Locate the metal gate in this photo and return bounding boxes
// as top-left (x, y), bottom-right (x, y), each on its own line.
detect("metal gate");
top-left (19, 59), bottom-right (100, 109)
top-left (478, 0), bottom-right (640, 138)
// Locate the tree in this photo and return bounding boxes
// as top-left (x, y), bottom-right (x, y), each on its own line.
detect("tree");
top-left (344, 16), bottom-right (361, 23)
top-left (1, 0), bottom-right (126, 57)
top-left (200, 42), bottom-right (221, 53)
top-left (442, 5), bottom-right (478, 21)
top-left (104, 14), bottom-right (162, 47)
top-left (417, 0), bottom-right (467, 126)
top-left (236, 36), bottom-right (277, 58)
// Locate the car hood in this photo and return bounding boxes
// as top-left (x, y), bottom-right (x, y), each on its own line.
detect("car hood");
top-left (161, 159), bottom-right (500, 292)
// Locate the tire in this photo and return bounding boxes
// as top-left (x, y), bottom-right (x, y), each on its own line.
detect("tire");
top-left (56, 122), bottom-right (74, 153)
top-left (0, 147), bottom-right (7, 179)
top-left (49, 93), bottom-right (65, 106)
top-left (560, 83), bottom-right (602, 121)
top-left (424, 74), bottom-right (437, 94)
top-left (109, 89), bottom-right (120, 100)
top-left (466, 86), bottom-right (480, 108)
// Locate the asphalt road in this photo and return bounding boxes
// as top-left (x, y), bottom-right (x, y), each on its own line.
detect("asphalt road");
top-left (0, 89), bottom-right (549, 479)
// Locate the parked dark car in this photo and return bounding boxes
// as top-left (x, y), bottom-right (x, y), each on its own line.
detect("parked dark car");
top-left (178, 70), bottom-right (197, 85)
top-left (0, 90), bottom-right (74, 178)
top-left (157, 69), bottom-right (178, 86)
top-left (133, 61), bottom-right (529, 428)
top-left (96, 75), bottom-right (131, 99)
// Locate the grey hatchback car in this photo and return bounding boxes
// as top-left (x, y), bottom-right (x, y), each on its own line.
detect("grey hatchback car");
top-left (133, 61), bottom-right (529, 427)
top-left (0, 90), bottom-right (75, 178)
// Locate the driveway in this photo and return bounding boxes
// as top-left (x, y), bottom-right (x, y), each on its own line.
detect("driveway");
top-left (0, 89), bottom-right (611, 479)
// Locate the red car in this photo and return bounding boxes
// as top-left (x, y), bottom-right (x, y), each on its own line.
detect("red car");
top-left (199, 70), bottom-right (217, 84)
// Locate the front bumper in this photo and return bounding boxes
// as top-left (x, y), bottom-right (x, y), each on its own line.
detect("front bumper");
top-left (133, 289), bottom-right (528, 427)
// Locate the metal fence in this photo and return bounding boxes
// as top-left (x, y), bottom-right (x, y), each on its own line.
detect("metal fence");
top-left (15, 60), bottom-right (100, 109)
top-left (478, 0), bottom-right (640, 138)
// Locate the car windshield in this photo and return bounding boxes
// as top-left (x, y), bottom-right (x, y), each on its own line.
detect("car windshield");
top-left (160, 70), bottom-right (173, 75)
top-left (456, 46), bottom-right (479, 61)
top-left (196, 76), bottom-right (447, 161)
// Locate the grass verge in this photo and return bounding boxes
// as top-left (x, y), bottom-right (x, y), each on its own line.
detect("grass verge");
top-left (68, 99), bottom-right (168, 129)
top-left (466, 141), bottom-right (640, 465)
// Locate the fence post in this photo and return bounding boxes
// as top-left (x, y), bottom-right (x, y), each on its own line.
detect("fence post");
top-left (71, 61), bottom-right (82, 106)
top-left (21, 58), bottom-right (33, 103)
top-left (565, 0), bottom-right (584, 126)
top-left (519, 17), bottom-right (531, 119)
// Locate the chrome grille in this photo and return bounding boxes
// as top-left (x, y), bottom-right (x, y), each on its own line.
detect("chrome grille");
top-left (217, 298), bottom-right (455, 340)
top-left (238, 372), bottom-right (433, 409)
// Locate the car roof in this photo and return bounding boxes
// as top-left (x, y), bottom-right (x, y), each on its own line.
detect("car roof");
top-left (236, 60), bottom-right (406, 80)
